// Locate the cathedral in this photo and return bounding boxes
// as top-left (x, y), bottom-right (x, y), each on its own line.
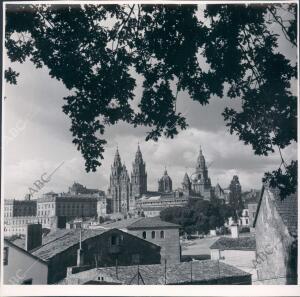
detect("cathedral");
top-left (182, 147), bottom-right (212, 200)
top-left (107, 145), bottom-right (147, 214)
top-left (107, 145), bottom-right (216, 215)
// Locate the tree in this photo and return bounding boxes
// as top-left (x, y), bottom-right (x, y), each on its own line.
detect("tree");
top-left (5, 3), bottom-right (297, 198)
top-left (160, 199), bottom-right (232, 234)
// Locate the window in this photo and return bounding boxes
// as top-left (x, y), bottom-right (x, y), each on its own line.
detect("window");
top-left (111, 235), bottom-right (118, 246)
top-left (160, 230), bottom-right (164, 239)
top-left (246, 219), bottom-right (249, 224)
top-left (151, 231), bottom-right (156, 239)
top-left (3, 247), bottom-right (8, 265)
top-left (142, 231), bottom-right (146, 239)
top-left (22, 278), bottom-right (32, 285)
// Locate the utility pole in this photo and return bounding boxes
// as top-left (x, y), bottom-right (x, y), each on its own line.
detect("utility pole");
top-left (164, 259), bottom-right (167, 285)
top-left (190, 261), bottom-right (193, 284)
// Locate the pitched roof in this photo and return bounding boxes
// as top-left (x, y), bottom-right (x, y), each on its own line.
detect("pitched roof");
top-left (65, 260), bottom-right (250, 285)
top-left (210, 236), bottom-right (256, 251)
top-left (127, 216), bottom-right (180, 230)
top-left (271, 188), bottom-right (298, 236)
top-left (253, 186), bottom-right (298, 237)
top-left (99, 217), bottom-right (141, 230)
top-left (4, 239), bottom-right (48, 266)
top-left (31, 229), bottom-right (109, 261)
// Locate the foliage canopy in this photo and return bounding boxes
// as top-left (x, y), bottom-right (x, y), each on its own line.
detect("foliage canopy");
top-left (5, 4), bottom-right (297, 198)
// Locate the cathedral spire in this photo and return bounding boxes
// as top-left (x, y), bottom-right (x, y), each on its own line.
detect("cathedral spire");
top-left (196, 145), bottom-right (206, 170)
top-left (113, 147), bottom-right (122, 167)
top-left (135, 143), bottom-right (143, 163)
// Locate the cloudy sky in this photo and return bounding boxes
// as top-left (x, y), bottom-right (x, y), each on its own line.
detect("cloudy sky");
top-left (3, 4), bottom-right (297, 199)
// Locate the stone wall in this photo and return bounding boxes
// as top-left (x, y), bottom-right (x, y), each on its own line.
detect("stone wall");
top-left (47, 229), bottom-right (161, 283)
top-left (255, 189), bottom-right (297, 284)
top-left (128, 228), bottom-right (180, 264)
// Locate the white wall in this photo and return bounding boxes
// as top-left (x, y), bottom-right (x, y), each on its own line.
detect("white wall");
top-left (4, 241), bottom-right (48, 284)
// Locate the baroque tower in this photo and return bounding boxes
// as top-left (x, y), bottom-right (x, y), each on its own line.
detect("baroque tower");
top-left (191, 146), bottom-right (212, 200)
top-left (131, 144), bottom-right (147, 198)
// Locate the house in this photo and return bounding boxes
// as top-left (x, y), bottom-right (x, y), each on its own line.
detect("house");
top-left (62, 260), bottom-right (251, 285)
top-left (253, 186), bottom-right (297, 284)
top-left (8, 226), bottom-right (161, 284)
top-left (210, 225), bottom-right (257, 280)
top-left (127, 217), bottom-right (181, 264)
top-left (3, 239), bottom-right (48, 284)
top-left (99, 216), bottom-right (181, 264)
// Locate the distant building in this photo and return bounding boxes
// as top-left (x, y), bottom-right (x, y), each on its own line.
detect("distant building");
top-left (189, 147), bottom-right (212, 200)
top-left (4, 198), bottom-right (37, 217)
top-left (212, 183), bottom-right (228, 204)
top-left (4, 198), bottom-right (38, 236)
top-left (228, 175), bottom-right (243, 213)
top-left (107, 146), bottom-right (147, 215)
top-left (131, 144), bottom-right (147, 198)
top-left (238, 209), bottom-right (250, 227)
top-left (254, 186), bottom-right (297, 284)
top-left (36, 191), bottom-right (98, 229)
top-left (62, 260), bottom-right (251, 285)
top-left (210, 226), bottom-right (257, 280)
top-left (158, 169), bottom-right (173, 193)
top-left (136, 191), bottom-right (188, 217)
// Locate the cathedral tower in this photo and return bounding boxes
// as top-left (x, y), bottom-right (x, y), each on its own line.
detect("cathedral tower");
top-left (131, 144), bottom-right (147, 198)
top-left (108, 148), bottom-right (132, 214)
top-left (191, 146), bottom-right (212, 200)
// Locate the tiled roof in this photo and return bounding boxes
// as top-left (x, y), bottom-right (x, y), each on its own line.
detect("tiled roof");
top-left (66, 260), bottom-right (250, 284)
top-left (253, 186), bottom-right (298, 237)
top-left (210, 236), bottom-right (256, 251)
top-left (270, 188), bottom-right (298, 237)
top-left (31, 229), bottom-right (108, 261)
top-left (99, 218), bottom-right (141, 230)
top-left (127, 216), bottom-right (180, 230)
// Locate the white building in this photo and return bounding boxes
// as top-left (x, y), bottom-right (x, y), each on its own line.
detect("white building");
top-left (4, 239), bottom-right (48, 284)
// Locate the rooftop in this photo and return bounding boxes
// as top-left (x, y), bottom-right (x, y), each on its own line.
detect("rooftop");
top-left (127, 216), bottom-right (180, 230)
top-left (271, 188), bottom-right (298, 237)
top-left (210, 236), bottom-right (256, 251)
top-left (253, 186), bottom-right (298, 237)
top-left (31, 229), bottom-right (110, 261)
top-left (64, 260), bottom-right (250, 285)
top-left (100, 216), bottom-right (180, 230)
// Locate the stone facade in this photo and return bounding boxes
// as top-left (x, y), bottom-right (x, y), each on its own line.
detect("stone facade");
top-left (36, 193), bottom-right (98, 229)
top-left (186, 147), bottom-right (212, 200)
top-left (4, 199), bottom-right (37, 218)
top-left (29, 228), bottom-right (161, 283)
top-left (108, 146), bottom-right (147, 214)
top-left (131, 145), bottom-right (147, 198)
top-left (127, 217), bottom-right (181, 264)
top-left (254, 186), bottom-right (297, 284)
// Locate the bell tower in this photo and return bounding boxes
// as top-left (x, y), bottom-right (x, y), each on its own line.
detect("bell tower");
top-left (131, 144), bottom-right (147, 198)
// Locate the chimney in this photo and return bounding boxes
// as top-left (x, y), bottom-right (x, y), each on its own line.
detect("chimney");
top-left (230, 224), bottom-right (239, 238)
top-left (25, 223), bottom-right (42, 251)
